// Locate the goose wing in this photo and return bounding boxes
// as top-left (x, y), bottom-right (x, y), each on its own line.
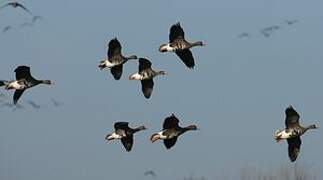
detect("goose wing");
top-left (121, 135), bottom-right (133, 152)
top-left (15, 3), bottom-right (32, 15)
top-left (13, 89), bottom-right (25, 105)
top-left (15, 66), bottom-right (36, 81)
top-left (163, 137), bottom-right (178, 149)
top-left (175, 49), bottom-right (195, 69)
top-left (163, 114), bottom-right (179, 129)
top-left (110, 65), bottom-right (123, 80)
top-left (107, 38), bottom-right (122, 59)
top-left (287, 136), bottom-right (302, 162)
top-left (285, 106), bottom-right (300, 128)
top-left (169, 22), bottom-right (185, 43)
top-left (114, 122), bottom-right (129, 130)
top-left (141, 79), bottom-right (154, 99)
top-left (139, 58), bottom-right (152, 72)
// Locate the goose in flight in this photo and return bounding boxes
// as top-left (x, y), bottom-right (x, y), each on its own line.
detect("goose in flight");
top-left (0, 66), bottom-right (52, 104)
top-left (274, 106), bottom-right (318, 162)
top-left (150, 114), bottom-right (198, 149)
top-left (99, 38), bottom-right (137, 80)
top-left (285, 19), bottom-right (299, 25)
top-left (144, 170), bottom-right (156, 178)
top-left (2, 25), bottom-right (12, 34)
top-left (129, 58), bottom-right (166, 99)
top-left (105, 122), bottom-right (146, 152)
top-left (0, 1), bottom-right (32, 15)
top-left (159, 22), bottom-right (205, 69)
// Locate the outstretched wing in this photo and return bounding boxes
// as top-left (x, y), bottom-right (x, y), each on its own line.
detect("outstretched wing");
top-left (110, 65), bottom-right (123, 80)
top-left (285, 106), bottom-right (300, 128)
top-left (114, 122), bottom-right (129, 130)
top-left (14, 66), bottom-right (35, 81)
top-left (163, 114), bottom-right (179, 129)
top-left (163, 137), bottom-right (178, 149)
top-left (13, 89), bottom-right (25, 105)
top-left (16, 3), bottom-right (32, 15)
top-left (121, 135), bottom-right (133, 152)
top-left (175, 49), bottom-right (195, 69)
top-left (169, 22), bottom-right (185, 43)
top-left (141, 79), bottom-right (154, 99)
top-left (139, 58), bottom-right (152, 72)
top-left (287, 137), bottom-right (302, 162)
top-left (107, 38), bottom-right (122, 59)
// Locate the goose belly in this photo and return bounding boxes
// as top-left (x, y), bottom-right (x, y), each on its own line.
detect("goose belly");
top-left (274, 129), bottom-right (292, 140)
top-left (5, 81), bottom-right (27, 90)
top-left (106, 132), bottom-right (123, 140)
top-left (160, 44), bottom-right (176, 52)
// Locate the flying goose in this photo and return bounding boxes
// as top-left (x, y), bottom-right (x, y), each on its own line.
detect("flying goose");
top-left (129, 58), bottom-right (166, 99)
top-left (0, 1), bottom-right (32, 15)
top-left (98, 38), bottom-right (137, 80)
top-left (150, 114), bottom-right (198, 149)
top-left (237, 32), bottom-right (250, 39)
top-left (285, 19), bottom-right (299, 25)
top-left (105, 122), bottom-right (146, 152)
top-left (144, 170), bottom-right (156, 178)
top-left (159, 22), bottom-right (205, 69)
top-left (274, 106), bottom-right (318, 162)
top-left (2, 25), bottom-right (12, 34)
top-left (0, 66), bottom-right (52, 104)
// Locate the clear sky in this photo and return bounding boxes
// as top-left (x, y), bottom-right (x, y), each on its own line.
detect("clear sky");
top-left (0, 0), bottom-right (322, 179)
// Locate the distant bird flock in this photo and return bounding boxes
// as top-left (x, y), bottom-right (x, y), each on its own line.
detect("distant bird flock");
top-left (0, 1), bottom-right (318, 164)
top-left (237, 19), bottom-right (299, 39)
top-left (0, 1), bottom-right (42, 34)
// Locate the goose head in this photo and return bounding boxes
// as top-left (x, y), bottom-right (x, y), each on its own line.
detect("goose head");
top-left (98, 59), bottom-right (114, 70)
top-left (129, 73), bottom-right (143, 80)
top-left (159, 43), bottom-right (175, 52)
top-left (185, 125), bottom-right (198, 130)
top-left (41, 80), bottom-right (52, 85)
top-left (308, 124), bottom-right (319, 129)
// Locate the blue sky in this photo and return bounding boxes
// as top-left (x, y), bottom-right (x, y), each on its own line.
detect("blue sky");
top-left (0, 0), bottom-right (322, 179)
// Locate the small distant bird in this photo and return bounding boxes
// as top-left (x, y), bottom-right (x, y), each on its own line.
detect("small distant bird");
top-left (2, 25), bottom-right (12, 34)
top-left (0, 66), bottom-right (52, 105)
top-left (129, 58), bottom-right (166, 99)
top-left (105, 122), bottom-right (146, 152)
top-left (260, 30), bottom-right (271, 37)
top-left (237, 32), bottom-right (250, 38)
top-left (98, 38), bottom-right (138, 80)
top-left (51, 98), bottom-right (63, 107)
top-left (27, 100), bottom-right (41, 109)
top-left (150, 114), bottom-right (198, 149)
top-left (31, 15), bottom-right (43, 23)
top-left (0, 2), bottom-right (32, 15)
top-left (159, 22), bottom-right (205, 69)
top-left (274, 106), bottom-right (318, 162)
top-left (260, 25), bottom-right (281, 37)
top-left (285, 19), bottom-right (299, 25)
top-left (144, 170), bottom-right (156, 178)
